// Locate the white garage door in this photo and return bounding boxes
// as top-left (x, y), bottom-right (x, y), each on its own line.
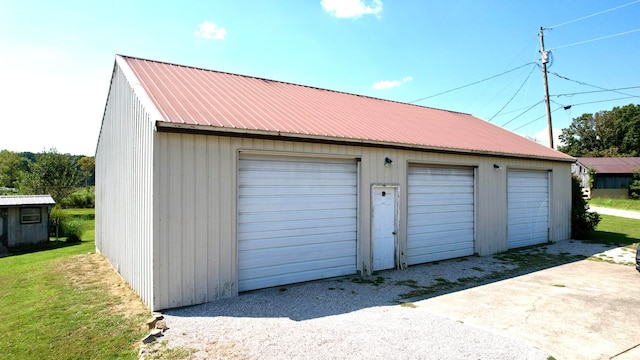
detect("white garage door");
top-left (508, 170), bottom-right (549, 249)
top-left (238, 154), bottom-right (358, 292)
top-left (407, 166), bottom-right (475, 265)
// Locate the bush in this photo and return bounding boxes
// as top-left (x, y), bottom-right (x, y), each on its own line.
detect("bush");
top-left (48, 207), bottom-right (82, 242)
top-left (571, 176), bottom-right (601, 239)
top-left (630, 171), bottom-right (640, 200)
top-left (49, 207), bottom-right (68, 238)
top-left (60, 187), bottom-right (95, 209)
top-left (62, 220), bottom-right (82, 243)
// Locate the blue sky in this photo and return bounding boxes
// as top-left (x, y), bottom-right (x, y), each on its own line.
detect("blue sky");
top-left (1, 0), bottom-right (639, 156)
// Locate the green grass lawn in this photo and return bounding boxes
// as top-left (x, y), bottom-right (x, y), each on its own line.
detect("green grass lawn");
top-left (587, 214), bottom-right (640, 249)
top-left (0, 209), bottom-right (149, 360)
top-left (588, 198), bottom-right (640, 211)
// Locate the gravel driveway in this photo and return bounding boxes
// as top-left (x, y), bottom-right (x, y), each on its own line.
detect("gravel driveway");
top-left (145, 239), bottom-right (635, 359)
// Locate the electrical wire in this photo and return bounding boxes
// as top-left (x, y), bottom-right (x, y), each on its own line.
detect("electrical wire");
top-left (500, 100), bottom-right (544, 127)
top-left (548, 71), bottom-right (640, 98)
top-left (551, 86), bottom-right (640, 97)
top-left (546, 0), bottom-right (640, 29)
top-left (490, 102), bottom-right (546, 118)
top-left (550, 28), bottom-right (640, 50)
top-left (561, 95), bottom-right (639, 108)
top-left (408, 62), bottom-right (536, 103)
top-left (510, 106), bottom-right (563, 132)
top-left (488, 64), bottom-right (537, 121)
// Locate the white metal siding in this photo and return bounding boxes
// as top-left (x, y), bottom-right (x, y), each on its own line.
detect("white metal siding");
top-left (407, 166), bottom-right (475, 264)
top-left (96, 61), bottom-right (156, 310)
top-left (238, 155), bottom-right (357, 291)
top-left (508, 170), bottom-right (549, 248)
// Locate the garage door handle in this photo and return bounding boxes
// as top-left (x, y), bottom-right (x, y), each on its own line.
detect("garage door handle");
top-left (392, 232), bottom-right (396, 235)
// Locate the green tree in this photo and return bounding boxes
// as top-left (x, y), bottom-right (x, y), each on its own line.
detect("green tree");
top-left (0, 150), bottom-right (27, 189)
top-left (571, 176), bottom-right (600, 239)
top-left (558, 104), bottom-right (640, 157)
top-left (19, 148), bottom-right (80, 203)
top-left (77, 156), bottom-right (95, 187)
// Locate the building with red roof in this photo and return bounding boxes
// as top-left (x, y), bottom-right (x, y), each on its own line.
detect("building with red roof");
top-left (96, 55), bottom-right (573, 310)
top-left (573, 157), bottom-right (640, 198)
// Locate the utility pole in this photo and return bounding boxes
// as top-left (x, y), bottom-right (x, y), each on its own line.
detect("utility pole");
top-left (539, 27), bottom-right (554, 149)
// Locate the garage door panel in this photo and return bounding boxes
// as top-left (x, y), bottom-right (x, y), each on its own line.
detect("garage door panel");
top-left (238, 229), bottom-right (356, 250)
top-left (239, 262), bottom-right (355, 292)
top-left (410, 192), bottom-right (474, 204)
top-left (239, 217), bottom-right (355, 234)
top-left (239, 208), bottom-right (356, 223)
top-left (239, 240), bottom-right (355, 265)
top-left (408, 244), bottom-right (475, 264)
top-left (407, 166), bottom-right (475, 265)
top-left (240, 186), bottom-right (356, 197)
top-left (240, 195), bottom-right (357, 211)
top-left (408, 228), bottom-right (474, 241)
top-left (238, 155), bottom-right (357, 292)
top-left (508, 170), bottom-right (549, 248)
top-left (408, 204), bottom-right (474, 215)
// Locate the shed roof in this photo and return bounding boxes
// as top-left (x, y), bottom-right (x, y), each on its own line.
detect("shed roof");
top-left (576, 157), bottom-right (640, 174)
top-left (0, 195), bottom-right (56, 207)
top-left (118, 55), bottom-right (573, 162)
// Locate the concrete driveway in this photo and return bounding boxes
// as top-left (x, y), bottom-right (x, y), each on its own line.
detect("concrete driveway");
top-left (415, 260), bottom-right (640, 359)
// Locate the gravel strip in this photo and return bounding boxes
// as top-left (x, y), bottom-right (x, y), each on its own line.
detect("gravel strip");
top-left (148, 239), bottom-right (635, 359)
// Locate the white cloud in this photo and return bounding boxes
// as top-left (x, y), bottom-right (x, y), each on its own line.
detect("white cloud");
top-left (321, 0), bottom-right (382, 18)
top-left (372, 76), bottom-right (412, 90)
top-left (194, 21), bottom-right (227, 40)
top-left (532, 127), bottom-right (563, 149)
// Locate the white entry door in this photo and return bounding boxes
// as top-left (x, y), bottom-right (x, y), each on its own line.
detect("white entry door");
top-left (372, 187), bottom-right (397, 271)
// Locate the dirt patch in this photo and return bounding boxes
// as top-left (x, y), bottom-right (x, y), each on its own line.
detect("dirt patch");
top-left (57, 252), bottom-right (150, 320)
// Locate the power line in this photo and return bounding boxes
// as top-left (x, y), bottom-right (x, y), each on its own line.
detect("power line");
top-left (510, 106), bottom-right (563, 132)
top-left (488, 64), bottom-right (537, 121)
top-left (500, 100), bottom-right (544, 127)
top-left (557, 95), bottom-right (640, 108)
top-left (552, 86), bottom-right (640, 97)
top-left (408, 62), bottom-right (536, 103)
top-left (546, 0), bottom-right (640, 29)
top-left (550, 28), bottom-right (640, 50)
top-left (547, 71), bottom-right (640, 98)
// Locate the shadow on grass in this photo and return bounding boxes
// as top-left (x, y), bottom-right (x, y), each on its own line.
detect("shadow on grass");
top-left (586, 230), bottom-right (638, 247)
top-left (5, 240), bottom-right (83, 256)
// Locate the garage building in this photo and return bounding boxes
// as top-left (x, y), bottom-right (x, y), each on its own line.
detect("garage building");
top-left (96, 55), bottom-right (574, 310)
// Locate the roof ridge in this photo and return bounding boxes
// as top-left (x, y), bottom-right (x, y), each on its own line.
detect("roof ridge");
top-left (117, 54), bottom-right (472, 117)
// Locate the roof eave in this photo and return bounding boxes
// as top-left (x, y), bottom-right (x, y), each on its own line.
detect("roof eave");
top-left (156, 122), bottom-right (575, 163)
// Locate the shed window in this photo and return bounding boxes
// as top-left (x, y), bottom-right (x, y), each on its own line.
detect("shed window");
top-left (21, 207), bottom-right (41, 224)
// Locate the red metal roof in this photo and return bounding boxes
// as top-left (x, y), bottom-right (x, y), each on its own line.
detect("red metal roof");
top-left (576, 157), bottom-right (640, 174)
top-left (121, 55), bottom-right (573, 161)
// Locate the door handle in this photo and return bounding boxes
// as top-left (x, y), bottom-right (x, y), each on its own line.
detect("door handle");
top-left (392, 231), bottom-right (396, 235)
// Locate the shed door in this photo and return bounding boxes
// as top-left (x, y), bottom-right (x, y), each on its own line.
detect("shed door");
top-left (407, 166), bottom-right (475, 265)
top-left (508, 170), bottom-right (549, 248)
top-left (238, 155), bottom-right (358, 292)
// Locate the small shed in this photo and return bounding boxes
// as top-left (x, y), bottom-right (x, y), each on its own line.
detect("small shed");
top-left (96, 55), bottom-right (575, 310)
top-left (0, 195), bottom-right (55, 247)
top-left (573, 157), bottom-right (640, 198)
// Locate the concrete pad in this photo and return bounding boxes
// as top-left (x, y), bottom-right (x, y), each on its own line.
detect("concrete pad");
top-left (415, 260), bottom-right (640, 360)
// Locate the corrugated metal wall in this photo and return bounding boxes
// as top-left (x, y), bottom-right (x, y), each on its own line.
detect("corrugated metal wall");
top-left (153, 133), bottom-right (572, 309)
top-left (96, 62), bottom-right (155, 309)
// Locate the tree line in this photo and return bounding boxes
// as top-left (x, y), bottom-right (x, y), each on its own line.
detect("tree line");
top-left (558, 103), bottom-right (640, 157)
top-left (0, 148), bottom-right (95, 205)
